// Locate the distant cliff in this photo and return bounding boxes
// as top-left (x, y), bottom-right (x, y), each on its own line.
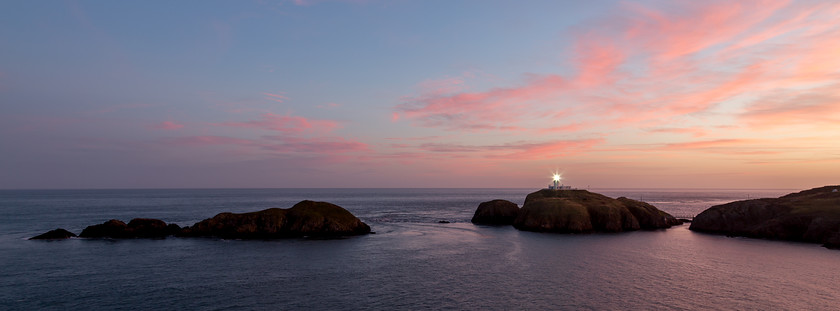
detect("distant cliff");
top-left (690, 186), bottom-right (840, 249)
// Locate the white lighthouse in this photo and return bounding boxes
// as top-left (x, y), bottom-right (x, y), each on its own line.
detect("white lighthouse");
top-left (548, 173), bottom-right (571, 190)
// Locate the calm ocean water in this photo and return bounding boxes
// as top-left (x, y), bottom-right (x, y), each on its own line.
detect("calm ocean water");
top-left (2, 188), bottom-right (839, 310)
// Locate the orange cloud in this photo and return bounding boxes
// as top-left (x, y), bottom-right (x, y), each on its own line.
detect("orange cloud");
top-left (664, 139), bottom-right (755, 150)
top-left (646, 127), bottom-right (707, 137)
top-left (741, 84), bottom-right (840, 128)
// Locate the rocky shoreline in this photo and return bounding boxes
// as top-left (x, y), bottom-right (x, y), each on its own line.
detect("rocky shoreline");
top-left (31, 186), bottom-right (840, 250)
top-left (690, 185), bottom-right (840, 249)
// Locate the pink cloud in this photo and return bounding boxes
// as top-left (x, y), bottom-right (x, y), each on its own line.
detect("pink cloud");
top-left (571, 36), bottom-right (625, 87)
top-left (153, 121), bottom-right (184, 130)
top-left (396, 74), bottom-right (568, 130)
top-left (384, 135), bottom-right (444, 141)
top-left (396, 0), bottom-right (840, 140)
top-left (646, 127), bottom-right (707, 137)
top-left (263, 92), bottom-right (288, 103)
top-left (215, 112), bottom-right (339, 134)
top-left (538, 123), bottom-right (586, 134)
top-left (619, 0), bottom-right (792, 65)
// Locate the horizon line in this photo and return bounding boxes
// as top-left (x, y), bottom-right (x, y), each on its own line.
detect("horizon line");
top-left (0, 186), bottom-right (806, 191)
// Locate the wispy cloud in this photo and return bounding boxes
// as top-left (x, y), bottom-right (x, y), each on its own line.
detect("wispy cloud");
top-left (163, 134), bottom-right (367, 155)
top-left (263, 92), bottom-right (288, 103)
top-left (741, 84), bottom-right (840, 128)
top-left (165, 135), bottom-right (257, 147)
top-left (263, 136), bottom-right (368, 153)
top-left (413, 138), bottom-right (604, 160)
top-left (394, 0), bottom-right (840, 141)
top-left (664, 139), bottom-right (755, 150)
top-left (153, 121), bottom-right (185, 130)
top-left (214, 112), bottom-right (339, 134)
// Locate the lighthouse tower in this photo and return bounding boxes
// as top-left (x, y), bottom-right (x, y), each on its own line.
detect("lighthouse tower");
top-left (548, 173), bottom-right (571, 190)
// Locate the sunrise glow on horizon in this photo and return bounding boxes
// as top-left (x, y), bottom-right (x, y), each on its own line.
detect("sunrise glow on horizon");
top-left (1, 0), bottom-right (838, 189)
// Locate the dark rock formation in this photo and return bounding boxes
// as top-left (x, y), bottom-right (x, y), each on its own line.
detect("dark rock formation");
top-left (30, 228), bottom-right (77, 240)
top-left (80, 219), bottom-right (129, 238)
top-left (471, 199), bottom-right (520, 225)
top-left (690, 185), bottom-right (840, 249)
top-left (179, 200), bottom-right (371, 239)
top-left (127, 218), bottom-right (182, 238)
top-left (79, 218), bottom-right (180, 238)
top-left (512, 189), bottom-right (680, 233)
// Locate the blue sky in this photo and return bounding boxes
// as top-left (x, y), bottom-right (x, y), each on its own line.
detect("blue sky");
top-left (2, 0), bottom-right (839, 189)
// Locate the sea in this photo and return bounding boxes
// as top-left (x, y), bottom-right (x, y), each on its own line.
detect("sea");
top-left (2, 188), bottom-right (839, 310)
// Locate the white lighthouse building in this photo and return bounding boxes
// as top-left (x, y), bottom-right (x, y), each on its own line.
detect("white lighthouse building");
top-left (548, 173), bottom-right (572, 190)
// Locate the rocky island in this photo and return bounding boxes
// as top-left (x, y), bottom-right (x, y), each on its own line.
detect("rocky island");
top-left (179, 200), bottom-right (371, 239)
top-left (472, 189), bottom-right (681, 233)
top-left (30, 200), bottom-right (371, 240)
top-left (689, 185), bottom-right (840, 249)
top-left (471, 199), bottom-right (520, 225)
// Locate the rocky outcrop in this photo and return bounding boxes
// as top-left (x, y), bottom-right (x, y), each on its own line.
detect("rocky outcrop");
top-left (36, 200), bottom-right (369, 241)
top-left (179, 200), bottom-right (371, 239)
top-left (79, 219), bottom-right (129, 238)
top-left (690, 185), bottom-right (840, 249)
top-left (471, 199), bottom-right (520, 225)
top-left (512, 189), bottom-right (680, 233)
top-left (79, 218), bottom-right (180, 238)
top-left (30, 228), bottom-right (77, 240)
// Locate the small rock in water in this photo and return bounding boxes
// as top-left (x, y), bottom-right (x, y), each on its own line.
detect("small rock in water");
top-left (438, 220), bottom-right (451, 224)
top-left (30, 228), bottom-right (77, 240)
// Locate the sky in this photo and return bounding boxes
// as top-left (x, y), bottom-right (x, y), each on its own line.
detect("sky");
top-left (1, 0), bottom-right (839, 189)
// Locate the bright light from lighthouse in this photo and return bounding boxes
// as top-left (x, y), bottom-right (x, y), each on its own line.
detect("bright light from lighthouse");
top-left (553, 174), bottom-right (561, 182)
